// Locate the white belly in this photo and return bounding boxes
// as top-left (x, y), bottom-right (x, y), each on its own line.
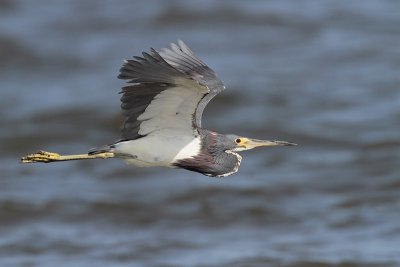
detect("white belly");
top-left (113, 133), bottom-right (201, 168)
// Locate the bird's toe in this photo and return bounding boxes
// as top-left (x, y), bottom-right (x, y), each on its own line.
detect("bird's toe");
top-left (21, 151), bottom-right (61, 163)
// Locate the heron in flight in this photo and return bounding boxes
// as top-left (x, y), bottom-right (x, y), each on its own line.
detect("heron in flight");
top-left (22, 40), bottom-right (296, 177)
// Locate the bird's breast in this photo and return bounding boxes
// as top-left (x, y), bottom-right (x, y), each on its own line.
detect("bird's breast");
top-left (171, 137), bottom-right (202, 163)
top-left (172, 149), bottom-right (242, 177)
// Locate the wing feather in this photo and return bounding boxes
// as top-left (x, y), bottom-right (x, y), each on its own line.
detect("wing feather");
top-left (118, 41), bottom-right (225, 140)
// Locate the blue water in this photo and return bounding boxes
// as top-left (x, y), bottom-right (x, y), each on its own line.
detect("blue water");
top-left (1, 1), bottom-right (400, 266)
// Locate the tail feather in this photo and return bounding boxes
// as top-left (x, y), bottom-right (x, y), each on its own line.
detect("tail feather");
top-left (88, 144), bottom-right (114, 155)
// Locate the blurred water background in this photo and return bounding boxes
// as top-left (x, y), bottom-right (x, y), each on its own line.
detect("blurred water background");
top-left (1, 1), bottom-right (400, 266)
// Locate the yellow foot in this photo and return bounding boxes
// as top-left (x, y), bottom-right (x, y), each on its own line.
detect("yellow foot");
top-left (21, 150), bottom-right (61, 163)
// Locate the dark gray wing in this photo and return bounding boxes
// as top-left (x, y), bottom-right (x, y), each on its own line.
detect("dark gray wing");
top-left (118, 40), bottom-right (225, 140)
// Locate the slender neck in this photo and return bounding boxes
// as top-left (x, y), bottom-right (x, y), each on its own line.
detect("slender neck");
top-left (173, 129), bottom-right (241, 177)
top-left (198, 130), bottom-right (242, 177)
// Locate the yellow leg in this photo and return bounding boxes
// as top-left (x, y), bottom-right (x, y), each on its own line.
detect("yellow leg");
top-left (21, 150), bottom-right (115, 163)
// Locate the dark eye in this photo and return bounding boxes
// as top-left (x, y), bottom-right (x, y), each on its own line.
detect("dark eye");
top-left (235, 138), bottom-right (241, 144)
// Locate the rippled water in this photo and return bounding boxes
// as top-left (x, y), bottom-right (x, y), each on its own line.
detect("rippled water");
top-left (1, 1), bottom-right (400, 266)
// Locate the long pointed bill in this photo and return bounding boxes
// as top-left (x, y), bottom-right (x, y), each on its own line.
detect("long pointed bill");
top-left (244, 139), bottom-right (297, 149)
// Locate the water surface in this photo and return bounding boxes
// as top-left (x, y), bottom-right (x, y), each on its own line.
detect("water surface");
top-left (1, 1), bottom-right (399, 266)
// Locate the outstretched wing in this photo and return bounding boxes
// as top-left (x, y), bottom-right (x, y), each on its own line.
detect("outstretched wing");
top-left (118, 40), bottom-right (225, 140)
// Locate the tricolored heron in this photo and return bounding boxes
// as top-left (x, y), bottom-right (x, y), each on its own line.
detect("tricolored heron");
top-left (21, 40), bottom-right (296, 177)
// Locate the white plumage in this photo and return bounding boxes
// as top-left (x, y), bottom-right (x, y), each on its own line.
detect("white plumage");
top-left (137, 82), bottom-right (206, 136)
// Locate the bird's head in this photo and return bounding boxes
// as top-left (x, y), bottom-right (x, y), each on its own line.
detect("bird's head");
top-left (223, 134), bottom-right (297, 152)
